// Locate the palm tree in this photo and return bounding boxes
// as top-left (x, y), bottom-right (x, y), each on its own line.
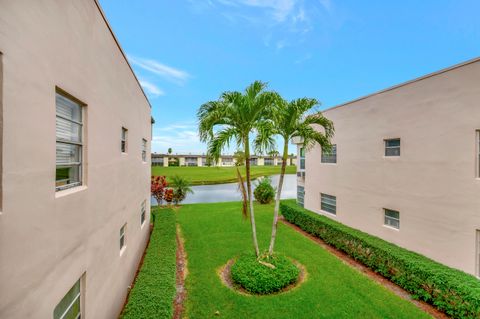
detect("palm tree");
top-left (198, 81), bottom-right (277, 257)
top-left (170, 175), bottom-right (193, 205)
top-left (267, 97), bottom-right (334, 255)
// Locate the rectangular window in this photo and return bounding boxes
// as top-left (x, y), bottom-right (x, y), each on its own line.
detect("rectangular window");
top-left (385, 138), bottom-right (400, 157)
top-left (320, 193), bottom-right (336, 215)
top-left (56, 92), bottom-right (83, 191)
top-left (141, 200), bottom-right (146, 226)
top-left (476, 230), bottom-right (480, 277)
top-left (142, 139), bottom-right (147, 162)
top-left (300, 147), bottom-right (305, 170)
top-left (121, 127), bottom-right (128, 153)
top-left (53, 279), bottom-right (81, 319)
top-left (321, 144), bottom-right (337, 163)
top-left (120, 224), bottom-right (126, 252)
top-left (264, 157), bottom-right (274, 166)
top-left (476, 131), bottom-right (480, 178)
top-left (384, 209), bottom-right (400, 229)
top-left (297, 186), bottom-right (305, 207)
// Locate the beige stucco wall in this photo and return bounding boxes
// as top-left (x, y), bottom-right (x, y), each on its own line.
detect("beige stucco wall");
top-left (302, 58), bottom-right (480, 275)
top-left (0, 1), bottom-right (151, 318)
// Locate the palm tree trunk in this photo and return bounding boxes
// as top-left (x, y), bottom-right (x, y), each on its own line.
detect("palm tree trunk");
top-left (268, 139), bottom-right (289, 255)
top-left (245, 139), bottom-right (260, 257)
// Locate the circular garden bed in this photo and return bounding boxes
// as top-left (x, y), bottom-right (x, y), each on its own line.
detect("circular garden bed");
top-left (220, 253), bottom-right (305, 295)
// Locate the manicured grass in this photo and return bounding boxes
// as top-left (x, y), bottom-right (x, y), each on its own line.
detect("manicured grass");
top-left (151, 165), bottom-right (296, 185)
top-left (177, 201), bottom-right (431, 319)
top-left (121, 208), bottom-right (177, 319)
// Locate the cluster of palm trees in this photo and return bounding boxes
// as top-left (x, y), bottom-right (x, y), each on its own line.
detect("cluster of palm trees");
top-left (198, 81), bottom-right (334, 257)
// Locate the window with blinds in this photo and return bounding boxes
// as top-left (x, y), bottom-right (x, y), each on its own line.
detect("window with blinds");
top-left (320, 193), bottom-right (336, 215)
top-left (477, 131), bottom-right (480, 178)
top-left (321, 144), bottom-right (337, 163)
top-left (121, 127), bottom-right (128, 153)
top-left (385, 138), bottom-right (400, 157)
top-left (56, 92), bottom-right (83, 191)
top-left (384, 209), bottom-right (400, 229)
top-left (142, 138), bottom-right (147, 162)
top-left (53, 279), bottom-right (81, 319)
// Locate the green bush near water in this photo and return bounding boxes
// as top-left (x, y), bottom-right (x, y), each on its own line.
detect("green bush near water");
top-left (121, 208), bottom-right (177, 319)
top-left (231, 252), bottom-right (300, 294)
top-left (253, 177), bottom-right (276, 204)
top-left (280, 200), bottom-right (480, 319)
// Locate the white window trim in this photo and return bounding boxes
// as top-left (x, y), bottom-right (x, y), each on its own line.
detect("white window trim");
top-left (120, 224), bottom-right (127, 256)
top-left (121, 127), bottom-right (128, 153)
top-left (55, 91), bottom-right (85, 192)
top-left (476, 130), bottom-right (480, 179)
top-left (383, 208), bottom-right (400, 230)
top-left (142, 138), bottom-right (147, 163)
top-left (141, 201), bottom-right (147, 228)
top-left (320, 193), bottom-right (337, 216)
top-left (384, 138), bottom-right (401, 157)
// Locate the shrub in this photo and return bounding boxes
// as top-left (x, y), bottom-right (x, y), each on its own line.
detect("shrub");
top-left (280, 200), bottom-right (480, 319)
top-left (253, 177), bottom-right (276, 204)
top-left (230, 253), bottom-right (300, 294)
top-left (121, 208), bottom-right (177, 319)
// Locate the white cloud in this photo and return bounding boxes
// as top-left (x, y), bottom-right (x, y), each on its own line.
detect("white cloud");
top-left (139, 80), bottom-right (164, 97)
top-left (128, 56), bottom-right (191, 85)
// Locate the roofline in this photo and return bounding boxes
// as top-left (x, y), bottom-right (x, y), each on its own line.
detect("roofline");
top-left (321, 56), bottom-right (480, 114)
top-left (93, 0), bottom-right (152, 108)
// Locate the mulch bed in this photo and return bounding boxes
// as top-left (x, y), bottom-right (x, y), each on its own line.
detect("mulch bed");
top-left (279, 217), bottom-right (450, 319)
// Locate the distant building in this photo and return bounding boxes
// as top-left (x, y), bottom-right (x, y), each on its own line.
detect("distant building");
top-left (0, 1), bottom-right (151, 318)
top-left (293, 57), bottom-right (480, 276)
top-left (152, 153), bottom-right (297, 167)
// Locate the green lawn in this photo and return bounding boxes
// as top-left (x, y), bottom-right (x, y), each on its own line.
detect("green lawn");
top-left (177, 201), bottom-right (431, 319)
top-left (151, 165), bottom-right (296, 185)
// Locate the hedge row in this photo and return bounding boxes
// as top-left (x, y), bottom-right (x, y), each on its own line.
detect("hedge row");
top-left (280, 200), bottom-right (480, 319)
top-left (121, 208), bottom-right (177, 319)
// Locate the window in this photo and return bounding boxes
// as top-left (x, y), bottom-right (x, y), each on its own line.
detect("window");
top-left (476, 131), bottom-right (480, 178)
top-left (320, 193), bottom-right (336, 215)
top-left (384, 209), bottom-right (400, 229)
top-left (120, 224), bottom-right (126, 252)
top-left (185, 157), bottom-right (198, 167)
top-left (141, 200), bottom-right (146, 226)
top-left (249, 158), bottom-right (258, 166)
top-left (141, 139), bottom-right (147, 162)
top-left (385, 138), bottom-right (400, 157)
top-left (56, 92), bottom-right (83, 191)
top-left (264, 157), bottom-right (274, 166)
top-left (53, 279), bottom-right (81, 319)
top-left (321, 144), bottom-right (337, 163)
top-left (476, 230), bottom-right (480, 277)
top-left (300, 147), bottom-right (305, 170)
top-left (121, 127), bottom-right (128, 153)
top-left (297, 186), bottom-right (305, 207)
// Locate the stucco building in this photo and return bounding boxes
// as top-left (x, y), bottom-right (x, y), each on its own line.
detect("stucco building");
top-left (152, 153), bottom-right (297, 167)
top-left (295, 57), bottom-right (480, 276)
top-left (0, 1), bottom-right (152, 318)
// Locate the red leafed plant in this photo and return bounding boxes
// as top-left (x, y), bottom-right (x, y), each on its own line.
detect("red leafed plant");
top-left (151, 176), bottom-right (168, 206)
top-left (164, 188), bottom-right (173, 205)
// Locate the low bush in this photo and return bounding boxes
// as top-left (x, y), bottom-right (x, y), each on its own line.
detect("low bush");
top-left (121, 208), bottom-right (177, 319)
top-left (230, 253), bottom-right (300, 294)
top-left (253, 177), bottom-right (276, 204)
top-left (280, 200), bottom-right (480, 319)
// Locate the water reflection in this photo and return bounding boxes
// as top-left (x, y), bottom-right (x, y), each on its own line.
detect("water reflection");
top-left (152, 174), bottom-right (297, 205)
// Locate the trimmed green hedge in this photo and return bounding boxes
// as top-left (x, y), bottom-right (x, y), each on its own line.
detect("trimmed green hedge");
top-left (121, 208), bottom-right (177, 319)
top-left (280, 200), bottom-right (480, 319)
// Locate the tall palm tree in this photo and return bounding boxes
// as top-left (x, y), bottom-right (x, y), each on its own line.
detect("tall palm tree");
top-left (267, 97), bottom-right (334, 255)
top-left (198, 81), bottom-right (277, 257)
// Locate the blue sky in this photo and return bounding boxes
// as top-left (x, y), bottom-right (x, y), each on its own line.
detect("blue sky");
top-left (99, 0), bottom-right (480, 155)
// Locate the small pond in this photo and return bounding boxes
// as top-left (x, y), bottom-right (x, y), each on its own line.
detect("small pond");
top-left (152, 174), bottom-right (297, 205)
